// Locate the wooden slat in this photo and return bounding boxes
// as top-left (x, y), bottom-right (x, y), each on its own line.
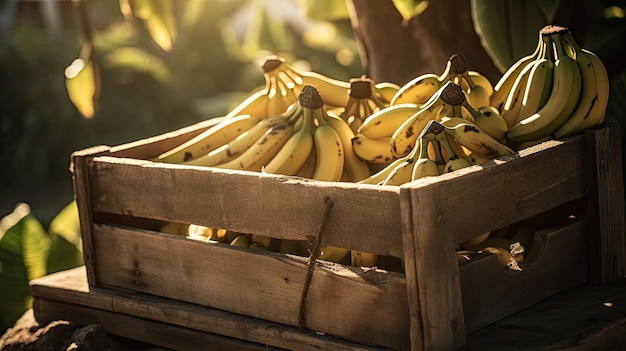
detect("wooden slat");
top-left (584, 123), bottom-right (626, 285)
top-left (91, 225), bottom-right (410, 349)
top-left (33, 298), bottom-right (282, 351)
top-left (87, 159), bottom-right (403, 257)
top-left (108, 117), bottom-right (224, 160)
top-left (460, 219), bottom-right (588, 333)
top-left (30, 267), bottom-right (391, 351)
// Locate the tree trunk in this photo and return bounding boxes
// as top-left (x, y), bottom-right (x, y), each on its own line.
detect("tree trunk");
top-left (348, 0), bottom-right (502, 85)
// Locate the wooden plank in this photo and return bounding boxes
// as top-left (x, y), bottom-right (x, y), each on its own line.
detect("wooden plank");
top-left (91, 225), bottom-right (410, 349)
top-left (401, 185), bottom-right (465, 351)
top-left (402, 136), bottom-right (586, 246)
top-left (465, 278), bottom-right (626, 350)
top-left (71, 150), bottom-right (107, 287)
top-left (31, 267), bottom-right (390, 351)
top-left (584, 123), bottom-right (626, 285)
top-left (33, 298), bottom-right (282, 351)
top-left (87, 158), bottom-right (403, 257)
top-left (108, 117), bottom-right (224, 160)
top-left (460, 219), bottom-right (589, 333)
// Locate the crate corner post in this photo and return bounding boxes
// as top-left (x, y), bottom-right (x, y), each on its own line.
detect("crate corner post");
top-left (400, 184), bottom-right (466, 351)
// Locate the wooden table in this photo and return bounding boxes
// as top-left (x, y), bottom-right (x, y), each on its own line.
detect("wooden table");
top-left (30, 266), bottom-right (626, 351)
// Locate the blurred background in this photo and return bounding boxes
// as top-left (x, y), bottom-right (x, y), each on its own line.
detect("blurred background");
top-left (1, 0), bottom-right (625, 334)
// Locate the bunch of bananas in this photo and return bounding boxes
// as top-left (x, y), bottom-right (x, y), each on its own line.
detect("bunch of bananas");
top-left (491, 25), bottom-right (609, 144)
top-left (358, 100), bottom-right (514, 186)
top-left (335, 76), bottom-right (397, 134)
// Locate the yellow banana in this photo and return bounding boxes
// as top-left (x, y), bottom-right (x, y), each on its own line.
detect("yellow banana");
top-left (463, 72), bottom-right (491, 109)
top-left (263, 106), bottom-right (314, 176)
top-left (275, 60), bottom-right (350, 108)
top-left (357, 103), bottom-right (422, 140)
top-left (465, 103), bottom-right (508, 143)
top-left (373, 81), bottom-right (401, 104)
top-left (390, 54), bottom-right (454, 105)
top-left (325, 113), bottom-right (372, 182)
top-left (350, 251), bottom-right (378, 267)
top-left (490, 34), bottom-right (543, 112)
top-left (318, 246), bottom-right (350, 263)
top-left (458, 70), bottom-right (494, 97)
top-left (352, 134), bottom-right (395, 164)
top-left (553, 31), bottom-right (610, 137)
top-left (160, 221), bottom-right (189, 236)
top-left (183, 110), bottom-right (294, 167)
top-left (230, 234), bottom-right (252, 248)
top-left (436, 128), bottom-right (472, 173)
top-left (389, 93), bottom-right (447, 158)
top-left (156, 114), bottom-right (261, 164)
top-left (518, 35), bottom-right (555, 123)
top-left (444, 120), bottom-right (515, 159)
top-left (410, 135), bottom-right (441, 182)
top-left (295, 146), bottom-right (317, 179)
top-left (500, 52), bottom-right (538, 128)
top-left (358, 156), bottom-right (409, 185)
top-left (224, 90), bottom-right (269, 119)
top-left (312, 109), bottom-right (344, 181)
top-left (382, 140), bottom-right (423, 186)
top-left (507, 28), bottom-right (583, 143)
top-left (215, 114), bottom-right (297, 172)
top-left (339, 77), bottom-right (388, 133)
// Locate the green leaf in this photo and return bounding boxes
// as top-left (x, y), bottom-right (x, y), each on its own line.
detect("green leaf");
top-left (0, 203), bottom-right (50, 330)
top-left (132, 0), bottom-right (177, 51)
top-left (390, 0), bottom-right (429, 22)
top-left (471, 0), bottom-right (552, 72)
top-left (65, 43), bottom-right (100, 119)
top-left (47, 201), bottom-right (83, 274)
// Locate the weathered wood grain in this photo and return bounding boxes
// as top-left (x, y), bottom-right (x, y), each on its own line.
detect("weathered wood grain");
top-left (90, 225), bottom-right (409, 349)
top-left (86, 159), bottom-right (403, 257)
top-left (584, 123), bottom-right (626, 285)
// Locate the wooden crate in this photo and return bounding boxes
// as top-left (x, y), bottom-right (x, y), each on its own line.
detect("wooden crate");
top-left (70, 119), bottom-right (625, 351)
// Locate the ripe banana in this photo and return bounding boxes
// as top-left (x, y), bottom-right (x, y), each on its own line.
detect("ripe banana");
top-left (444, 119), bottom-right (515, 159)
top-left (458, 71), bottom-right (494, 97)
top-left (156, 114), bottom-right (261, 164)
top-left (390, 89), bottom-right (449, 158)
top-left (351, 251), bottom-right (378, 267)
top-left (436, 128), bottom-right (472, 173)
top-left (318, 246), bottom-right (350, 263)
top-left (373, 81), bottom-right (401, 104)
top-left (390, 54), bottom-right (454, 105)
top-left (352, 134), bottom-right (395, 164)
top-left (491, 34), bottom-right (543, 112)
top-left (382, 140), bottom-right (423, 186)
top-left (312, 108), bottom-right (344, 182)
top-left (215, 115), bottom-right (297, 172)
top-left (517, 35), bottom-right (555, 123)
top-left (183, 109), bottom-right (295, 167)
top-left (466, 104), bottom-right (508, 143)
top-left (263, 107), bottom-right (314, 176)
top-left (295, 146), bottom-right (317, 179)
top-left (410, 130), bottom-right (442, 182)
top-left (272, 57), bottom-right (350, 108)
top-left (553, 31), bottom-right (610, 138)
top-left (500, 53), bottom-right (537, 128)
top-left (357, 103), bottom-right (422, 140)
top-left (507, 28), bottom-right (583, 143)
top-left (340, 77), bottom-right (389, 133)
top-left (224, 90), bottom-right (269, 119)
top-left (325, 113), bottom-right (372, 182)
top-left (463, 71), bottom-right (491, 109)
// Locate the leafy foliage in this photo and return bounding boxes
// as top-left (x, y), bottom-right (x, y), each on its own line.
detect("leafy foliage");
top-left (0, 201), bottom-right (82, 332)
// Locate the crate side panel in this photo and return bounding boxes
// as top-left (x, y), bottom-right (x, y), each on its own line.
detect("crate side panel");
top-left (92, 224), bottom-right (407, 349)
top-left (404, 136), bottom-right (586, 245)
top-left (306, 265), bottom-right (411, 349)
top-left (88, 159), bottom-right (403, 257)
top-left (460, 219), bottom-right (589, 333)
top-left (108, 117), bottom-right (224, 160)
